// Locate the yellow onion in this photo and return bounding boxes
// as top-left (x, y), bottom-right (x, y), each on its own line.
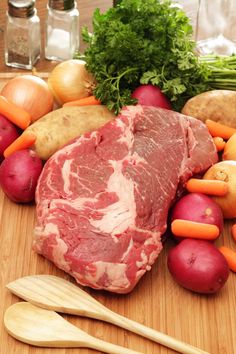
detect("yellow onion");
top-left (203, 160), bottom-right (236, 218)
top-left (1, 74), bottom-right (54, 123)
top-left (47, 59), bottom-right (96, 105)
top-left (223, 133), bottom-right (236, 161)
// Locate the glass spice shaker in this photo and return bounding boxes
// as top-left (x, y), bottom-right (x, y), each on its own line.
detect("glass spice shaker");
top-left (45, 0), bottom-right (79, 61)
top-left (5, 0), bottom-right (41, 70)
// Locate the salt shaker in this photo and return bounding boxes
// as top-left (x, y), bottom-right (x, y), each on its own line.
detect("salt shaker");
top-left (45, 0), bottom-right (79, 61)
top-left (5, 0), bottom-right (41, 70)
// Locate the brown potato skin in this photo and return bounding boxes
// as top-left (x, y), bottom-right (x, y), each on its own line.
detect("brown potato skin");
top-left (181, 90), bottom-right (236, 128)
top-left (23, 105), bottom-right (115, 160)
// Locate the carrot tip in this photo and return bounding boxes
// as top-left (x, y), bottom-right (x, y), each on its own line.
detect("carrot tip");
top-left (219, 246), bottom-right (236, 272)
top-left (213, 137), bottom-right (226, 152)
top-left (0, 95), bottom-right (31, 130)
top-left (62, 95), bottom-right (101, 107)
top-left (231, 224), bottom-right (236, 242)
top-left (3, 133), bottom-right (36, 158)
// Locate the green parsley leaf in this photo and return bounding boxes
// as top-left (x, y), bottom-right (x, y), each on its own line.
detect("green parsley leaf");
top-left (79, 0), bottom-right (210, 114)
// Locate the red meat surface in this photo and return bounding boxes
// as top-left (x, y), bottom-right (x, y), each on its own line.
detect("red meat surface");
top-left (33, 106), bottom-right (217, 293)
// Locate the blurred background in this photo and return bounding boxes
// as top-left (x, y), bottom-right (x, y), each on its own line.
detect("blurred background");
top-left (1, 0), bottom-right (236, 74)
top-left (176, 0), bottom-right (236, 55)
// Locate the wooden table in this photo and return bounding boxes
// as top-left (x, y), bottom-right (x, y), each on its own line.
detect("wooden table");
top-left (0, 2), bottom-right (236, 354)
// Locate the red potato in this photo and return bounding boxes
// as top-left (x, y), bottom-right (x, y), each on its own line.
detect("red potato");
top-left (0, 149), bottom-right (43, 203)
top-left (170, 192), bottom-right (224, 242)
top-left (167, 239), bottom-right (229, 294)
top-left (131, 84), bottom-right (172, 109)
top-left (0, 114), bottom-right (19, 162)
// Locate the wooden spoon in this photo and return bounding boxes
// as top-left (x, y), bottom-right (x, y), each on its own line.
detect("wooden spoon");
top-left (4, 302), bottom-right (141, 354)
top-left (7, 275), bottom-right (209, 354)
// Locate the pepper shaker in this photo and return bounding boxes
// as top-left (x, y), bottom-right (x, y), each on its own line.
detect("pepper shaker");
top-left (5, 0), bottom-right (41, 70)
top-left (45, 0), bottom-right (79, 61)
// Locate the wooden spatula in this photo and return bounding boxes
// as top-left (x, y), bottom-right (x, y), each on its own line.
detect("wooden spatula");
top-left (4, 302), bottom-right (142, 354)
top-left (6, 275), bottom-right (209, 354)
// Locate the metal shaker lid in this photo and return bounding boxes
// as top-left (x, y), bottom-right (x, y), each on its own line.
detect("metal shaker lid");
top-left (48, 0), bottom-right (75, 11)
top-left (8, 0), bottom-right (36, 18)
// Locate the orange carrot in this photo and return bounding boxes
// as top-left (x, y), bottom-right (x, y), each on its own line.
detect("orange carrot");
top-left (213, 137), bottom-right (226, 152)
top-left (0, 95), bottom-right (31, 129)
top-left (63, 96), bottom-right (101, 107)
top-left (171, 219), bottom-right (220, 240)
top-left (219, 246), bottom-right (236, 272)
top-left (231, 224), bottom-right (236, 242)
top-left (185, 178), bottom-right (228, 196)
top-left (205, 119), bottom-right (236, 140)
top-left (4, 133), bottom-right (36, 158)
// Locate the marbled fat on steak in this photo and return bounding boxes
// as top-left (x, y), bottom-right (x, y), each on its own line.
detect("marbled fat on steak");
top-left (33, 105), bottom-right (218, 293)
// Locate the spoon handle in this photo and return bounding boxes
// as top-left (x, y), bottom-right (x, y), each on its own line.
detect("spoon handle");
top-left (88, 336), bottom-right (143, 354)
top-left (6, 275), bottom-right (209, 354)
top-left (101, 309), bottom-right (209, 354)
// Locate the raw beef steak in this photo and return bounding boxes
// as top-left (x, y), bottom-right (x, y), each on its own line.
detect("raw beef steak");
top-left (34, 105), bottom-right (218, 293)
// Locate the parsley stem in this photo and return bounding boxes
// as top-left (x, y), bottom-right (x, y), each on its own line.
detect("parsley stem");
top-left (199, 55), bottom-right (236, 90)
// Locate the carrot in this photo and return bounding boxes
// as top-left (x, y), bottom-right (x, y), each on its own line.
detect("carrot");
top-left (4, 133), bottom-right (36, 158)
top-left (171, 219), bottom-right (220, 240)
top-left (63, 96), bottom-right (101, 107)
top-left (185, 178), bottom-right (228, 196)
top-left (205, 119), bottom-right (236, 140)
top-left (231, 224), bottom-right (236, 242)
top-left (213, 137), bottom-right (226, 152)
top-left (0, 95), bottom-right (31, 130)
top-left (219, 246), bottom-right (236, 272)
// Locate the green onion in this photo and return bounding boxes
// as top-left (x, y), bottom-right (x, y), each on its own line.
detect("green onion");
top-left (199, 55), bottom-right (236, 91)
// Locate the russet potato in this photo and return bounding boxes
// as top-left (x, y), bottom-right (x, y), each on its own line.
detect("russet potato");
top-left (181, 90), bottom-right (236, 128)
top-left (23, 105), bottom-right (115, 160)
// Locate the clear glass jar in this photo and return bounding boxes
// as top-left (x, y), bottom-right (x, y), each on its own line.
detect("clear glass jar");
top-left (195, 0), bottom-right (236, 55)
top-left (176, 0), bottom-right (236, 56)
top-left (5, 0), bottom-right (41, 70)
top-left (45, 0), bottom-right (79, 61)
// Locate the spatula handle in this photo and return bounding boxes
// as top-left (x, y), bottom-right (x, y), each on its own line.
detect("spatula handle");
top-left (88, 335), bottom-right (143, 354)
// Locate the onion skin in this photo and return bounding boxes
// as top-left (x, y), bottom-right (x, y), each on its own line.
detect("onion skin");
top-left (170, 192), bottom-right (224, 241)
top-left (1, 75), bottom-right (54, 123)
top-left (223, 133), bottom-right (236, 161)
top-left (203, 160), bottom-right (236, 218)
top-left (47, 59), bottom-right (97, 105)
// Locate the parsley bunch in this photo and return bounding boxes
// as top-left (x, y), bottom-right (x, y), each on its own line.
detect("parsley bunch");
top-left (80, 0), bottom-right (210, 114)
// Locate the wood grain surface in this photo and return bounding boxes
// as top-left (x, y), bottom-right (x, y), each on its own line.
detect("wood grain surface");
top-left (0, 2), bottom-right (236, 354)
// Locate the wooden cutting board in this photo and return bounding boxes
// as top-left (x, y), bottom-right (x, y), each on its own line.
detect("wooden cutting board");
top-left (0, 73), bottom-right (235, 354)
